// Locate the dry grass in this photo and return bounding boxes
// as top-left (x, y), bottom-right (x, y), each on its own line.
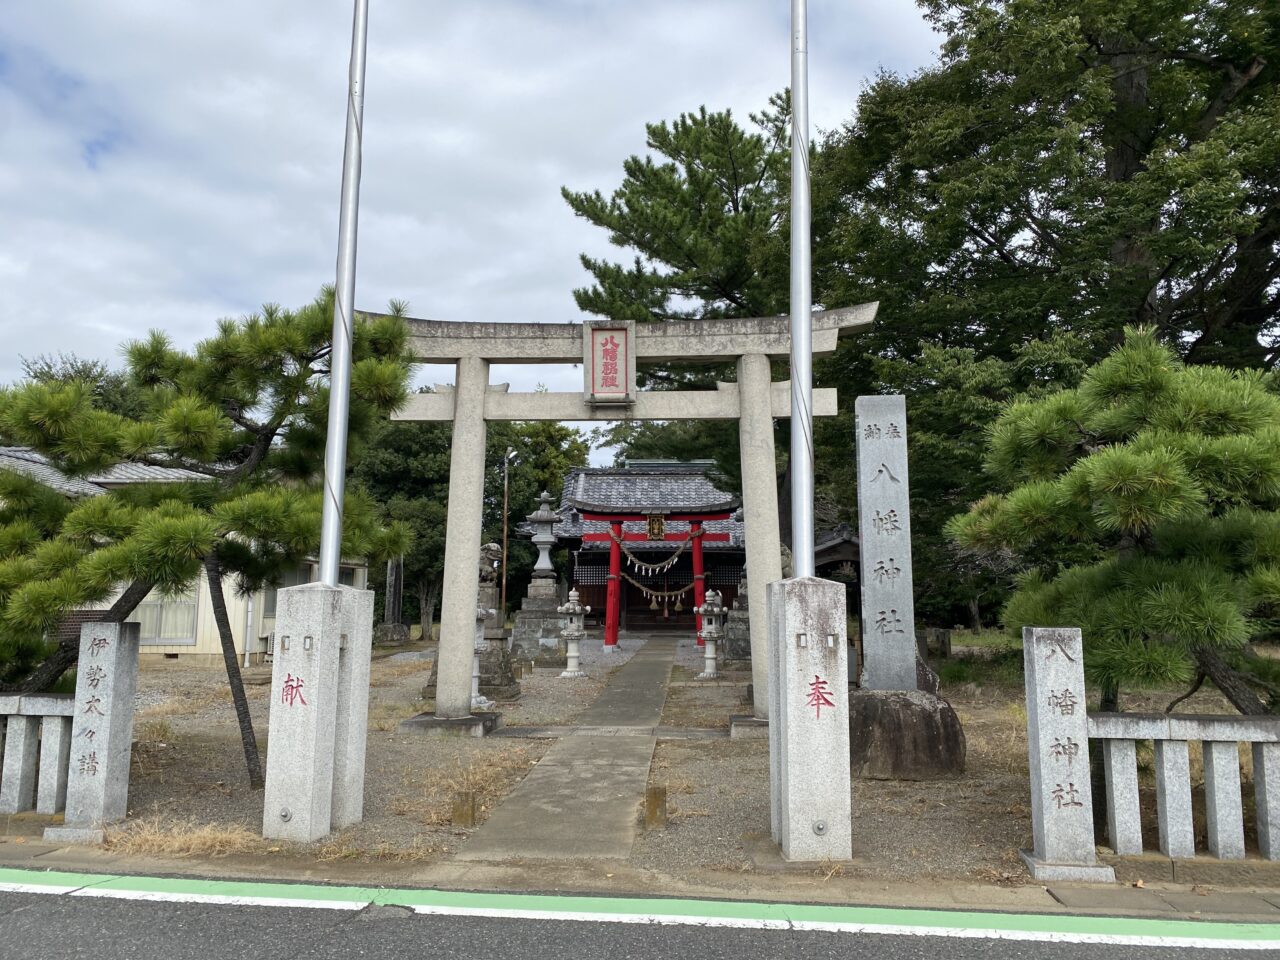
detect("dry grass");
top-left (105, 819), bottom-right (264, 858)
top-left (367, 700), bottom-right (414, 732)
top-left (316, 834), bottom-right (443, 863)
top-left (135, 717), bottom-right (175, 743)
top-left (136, 689), bottom-right (228, 719)
top-left (369, 659), bottom-right (432, 687)
top-left (956, 701), bottom-right (1027, 775)
top-left (388, 744), bottom-right (543, 827)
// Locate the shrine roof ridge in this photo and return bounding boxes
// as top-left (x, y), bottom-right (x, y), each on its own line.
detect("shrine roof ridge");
top-left (569, 498), bottom-right (740, 516)
top-left (379, 302), bottom-right (878, 364)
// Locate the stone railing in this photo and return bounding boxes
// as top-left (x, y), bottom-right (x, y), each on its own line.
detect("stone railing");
top-left (1089, 712), bottom-right (1279, 862)
top-left (0, 694), bottom-right (75, 816)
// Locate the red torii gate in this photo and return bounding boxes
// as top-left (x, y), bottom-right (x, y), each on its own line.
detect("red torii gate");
top-left (581, 511), bottom-right (733, 648)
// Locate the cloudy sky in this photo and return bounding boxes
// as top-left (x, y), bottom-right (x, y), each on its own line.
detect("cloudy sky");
top-left (1, 1), bottom-right (938, 460)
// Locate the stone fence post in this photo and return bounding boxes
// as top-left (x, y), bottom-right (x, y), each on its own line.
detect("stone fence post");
top-left (1021, 626), bottom-right (1115, 881)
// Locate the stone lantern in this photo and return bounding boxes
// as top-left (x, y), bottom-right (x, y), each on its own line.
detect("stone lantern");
top-left (695, 589), bottom-right (726, 680)
top-left (528, 491), bottom-right (558, 575)
top-left (557, 588), bottom-right (590, 679)
top-left (510, 492), bottom-right (568, 665)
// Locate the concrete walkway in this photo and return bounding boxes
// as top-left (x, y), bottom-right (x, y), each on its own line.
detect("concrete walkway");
top-left (457, 635), bottom-right (676, 861)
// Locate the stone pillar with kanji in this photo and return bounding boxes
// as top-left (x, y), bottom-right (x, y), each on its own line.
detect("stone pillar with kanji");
top-left (855, 395), bottom-right (918, 690)
top-left (262, 583), bottom-right (344, 842)
top-left (43, 622), bottom-right (140, 844)
top-left (1021, 626), bottom-right (1115, 881)
top-left (767, 577), bottom-right (853, 861)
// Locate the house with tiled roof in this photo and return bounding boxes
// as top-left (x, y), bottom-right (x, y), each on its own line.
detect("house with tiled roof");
top-left (0, 447), bottom-right (367, 667)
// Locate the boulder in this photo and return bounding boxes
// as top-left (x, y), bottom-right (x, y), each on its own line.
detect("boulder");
top-left (848, 689), bottom-right (965, 780)
top-left (373, 623), bottom-right (410, 647)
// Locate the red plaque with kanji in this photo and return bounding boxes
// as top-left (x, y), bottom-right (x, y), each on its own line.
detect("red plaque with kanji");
top-left (584, 320), bottom-right (635, 404)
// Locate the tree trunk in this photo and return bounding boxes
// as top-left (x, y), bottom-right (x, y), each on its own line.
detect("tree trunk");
top-left (967, 597), bottom-right (981, 630)
top-left (204, 556), bottom-right (264, 789)
top-left (416, 577), bottom-right (429, 641)
top-left (5, 578), bottom-right (153, 693)
top-left (422, 577), bottom-right (442, 642)
top-left (1195, 646), bottom-right (1272, 716)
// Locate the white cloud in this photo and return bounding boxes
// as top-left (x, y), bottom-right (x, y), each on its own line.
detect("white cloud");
top-left (0, 0), bottom-right (937, 465)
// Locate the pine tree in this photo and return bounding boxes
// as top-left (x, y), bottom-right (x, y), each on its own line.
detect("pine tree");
top-left (0, 288), bottom-right (411, 784)
top-left (949, 329), bottom-right (1280, 714)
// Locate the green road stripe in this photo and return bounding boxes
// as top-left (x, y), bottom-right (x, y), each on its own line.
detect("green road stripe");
top-left (1, 866), bottom-right (1277, 943)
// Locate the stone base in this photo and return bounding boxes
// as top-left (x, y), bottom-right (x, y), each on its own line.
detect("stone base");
top-left (373, 623), bottom-right (410, 646)
top-left (849, 689), bottom-right (966, 780)
top-left (478, 642), bottom-right (521, 701)
top-left (43, 826), bottom-right (105, 845)
top-left (729, 715), bottom-right (769, 740)
top-left (398, 712), bottom-right (503, 738)
top-left (1020, 849), bottom-right (1116, 883)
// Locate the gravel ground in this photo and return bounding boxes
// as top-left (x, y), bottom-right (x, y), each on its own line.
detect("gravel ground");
top-left (120, 641), bottom-right (1241, 881)
top-left (498, 631), bottom-right (642, 727)
top-left (123, 655), bottom-right (548, 861)
top-left (635, 689), bottom-right (1033, 883)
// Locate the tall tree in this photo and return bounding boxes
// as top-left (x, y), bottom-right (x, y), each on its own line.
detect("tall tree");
top-left (0, 289), bottom-right (410, 785)
top-left (949, 329), bottom-right (1280, 715)
top-left (820, 0), bottom-right (1279, 369)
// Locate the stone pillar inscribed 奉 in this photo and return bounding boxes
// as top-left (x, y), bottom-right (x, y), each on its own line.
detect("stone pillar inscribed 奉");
top-left (767, 577), bottom-right (853, 862)
top-left (855, 396), bottom-right (917, 690)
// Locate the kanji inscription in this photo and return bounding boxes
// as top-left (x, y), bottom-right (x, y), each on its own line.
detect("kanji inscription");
top-left (856, 395), bottom-right (917, 690)
top-left (585, 322), bottom-right (634, 403)
top-left (806, 675), bottom-right (836, 719)
top-left (282, 673), bottom-right (308, 707)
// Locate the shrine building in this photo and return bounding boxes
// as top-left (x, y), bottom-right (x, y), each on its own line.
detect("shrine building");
top-left (553, 460), bottom-right (743, 638)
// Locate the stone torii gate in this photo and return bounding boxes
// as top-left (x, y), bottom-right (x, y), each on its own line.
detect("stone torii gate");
top-left (391, 303), bottom-right (877, 722)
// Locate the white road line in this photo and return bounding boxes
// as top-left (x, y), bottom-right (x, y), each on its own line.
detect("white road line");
top-left (1, 879), bottom-right (1277, 950)
top-left (402, 903), bottom-right (1280, 950)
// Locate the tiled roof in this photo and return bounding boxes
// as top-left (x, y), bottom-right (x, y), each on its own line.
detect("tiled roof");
top-left (564, 461), bottom-right (739, 514)
top-left (0, 447), bottom-right (207, 499)
top-left (0, 448), bottom-right (105, 498)
top-left (89, 461), bottom-right (208, 485)
top-left (552, 461), bottom-right (744, 552)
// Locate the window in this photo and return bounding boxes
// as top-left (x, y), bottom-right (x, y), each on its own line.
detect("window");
top-left (262, 564), bottom-right (361, 616)
top-left (262, 565), bottom-right (311, 619)
top-left (129, 585), bottom-right (198, 645)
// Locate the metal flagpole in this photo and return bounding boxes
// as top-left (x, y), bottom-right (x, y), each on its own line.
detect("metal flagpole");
top-left (789, 0), bottom-right (815, 578)
top-left (318, 0), bottom-right (371, 588)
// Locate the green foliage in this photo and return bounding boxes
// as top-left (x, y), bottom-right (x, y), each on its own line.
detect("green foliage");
top-left (565, 0), bottom-right (1277, 626)
top-left (351, 398), bottom-right (590, 626)
top-left (952, 331), bottom-right (1280, 703)
top-left (0, 289), bottom-right (411, 685)
top-left (563, 97), bottom-right (790, 324)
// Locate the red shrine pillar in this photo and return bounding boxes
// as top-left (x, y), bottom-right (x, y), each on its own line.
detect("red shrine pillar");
top-left (692, 521), bottom-right (706, 646)
top-left (605, 521), bottom-right (622, 649)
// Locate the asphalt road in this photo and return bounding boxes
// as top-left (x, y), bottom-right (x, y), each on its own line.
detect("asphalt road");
top-left (0, 892), bottom-right (1262, 960)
